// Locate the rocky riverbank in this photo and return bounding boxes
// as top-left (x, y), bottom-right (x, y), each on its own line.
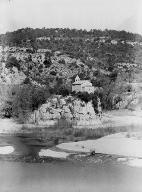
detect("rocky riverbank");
top-left (27, 95), bottom-right (102, 129)
top-left (0, 108), bottom-right (142, 135)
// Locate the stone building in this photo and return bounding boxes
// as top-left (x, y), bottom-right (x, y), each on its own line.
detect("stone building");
top-left (72, 75), bottom-right (95, 93)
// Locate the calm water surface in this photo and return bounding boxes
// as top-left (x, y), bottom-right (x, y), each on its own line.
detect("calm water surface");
top-left (0, 135), bottom-right (142, 192)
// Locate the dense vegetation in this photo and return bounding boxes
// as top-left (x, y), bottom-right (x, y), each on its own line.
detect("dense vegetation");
top-left (1, 27), bottom-right (142, 45)
top-left (1, 28), bottom-right (141, 64)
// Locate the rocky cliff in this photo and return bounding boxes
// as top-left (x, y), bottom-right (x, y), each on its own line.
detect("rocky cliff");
top-left (116, 82), bottom-right (142, 111)
top-left (0, 63), bottom-right (26, 85)
top-left (29, 95), bottom-right (102, 129)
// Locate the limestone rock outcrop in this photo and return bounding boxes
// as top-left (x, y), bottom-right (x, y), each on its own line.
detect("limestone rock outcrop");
top-left (38, 96), bottom-right (96, 120)
top-left (32, 95), bottom-right (102, 128)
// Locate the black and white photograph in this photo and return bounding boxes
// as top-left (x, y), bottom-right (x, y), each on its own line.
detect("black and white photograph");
top-left (0, 0), bottom-right (142, 191)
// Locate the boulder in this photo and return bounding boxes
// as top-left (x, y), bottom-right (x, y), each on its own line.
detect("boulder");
top-left (39, 110), bottom-right (51, 120)
top-left (40, 103), bottom-right (49, 113)
top-left (48, 108), bottom-right (61, 119)
top-left (59, 98), bottom-right (66, 107)
top-left (62, 106), bottom-right (71, 113)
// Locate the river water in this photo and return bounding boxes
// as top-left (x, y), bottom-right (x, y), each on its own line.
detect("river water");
top-left (0, 135), bottom-right (142, 192)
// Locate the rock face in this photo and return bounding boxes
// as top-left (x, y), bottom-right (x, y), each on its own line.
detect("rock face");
top-left (0, 64), bottom-right (26, 85)
top-left (116, 83), bottom-right (142, 111)
top-left (39, 95), bottom-right (95, 120)
top-left (33, 95), bottom-right (102, 128)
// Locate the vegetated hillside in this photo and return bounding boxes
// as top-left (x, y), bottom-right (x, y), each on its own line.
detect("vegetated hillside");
top-left (0, 27), bottom-right (142, 121)
top-left (1, 28), bottom-right (142, 71)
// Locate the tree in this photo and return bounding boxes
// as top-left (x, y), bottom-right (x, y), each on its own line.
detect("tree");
top-left (6, 56), bottom-right (20, 70)
top-left (12, 85), bottom-right (50, 123)
top-left (43, 51), bottom-right (52, 68)
top-left (105, 53), bottom-right (115, 72)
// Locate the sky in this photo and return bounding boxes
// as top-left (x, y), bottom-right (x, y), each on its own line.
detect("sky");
top-left (0, 0), bottom-right (142, 34)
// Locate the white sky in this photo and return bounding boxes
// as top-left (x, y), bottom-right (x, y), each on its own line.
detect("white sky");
top-left (0, 0), bottom-right (142, 34)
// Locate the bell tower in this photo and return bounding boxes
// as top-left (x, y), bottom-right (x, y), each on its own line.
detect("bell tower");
top-left (75, 75), bottom-right (80, 82)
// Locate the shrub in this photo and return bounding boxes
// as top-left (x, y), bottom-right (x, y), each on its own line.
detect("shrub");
top-left (76, 92), bottom-right (92, 103)
top-left (50, 71), bottom-right (57, 76)
top-left (6, 56), bottom-right (20, 71)
top-left (57, 87), bottom-right (70, 96)
top-left (58, 59), bottom-right (65, 64)
top-left (12, 85), bottom-right (50, 122)
top-left (0, 102), bottom-right (12, 118)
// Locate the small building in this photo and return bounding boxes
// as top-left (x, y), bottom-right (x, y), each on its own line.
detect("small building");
top-left (111, 40), bottom-right (118, 45)
top-left (72, 75), bottom-right (95, 93)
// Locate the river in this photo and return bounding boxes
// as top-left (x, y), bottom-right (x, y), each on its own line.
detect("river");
top-left (0, 135), bottom-right (142, 192)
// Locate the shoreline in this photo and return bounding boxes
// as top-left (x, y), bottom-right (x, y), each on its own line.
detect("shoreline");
top-left (57, 132), bottom-right (142, 158)
top-left (0, 109), bottom-right (142, 135)
top-left (0, 109), bottom-right (142, 161)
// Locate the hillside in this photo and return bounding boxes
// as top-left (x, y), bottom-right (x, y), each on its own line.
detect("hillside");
top-left (1, 28), bottom-right (142, 71)
top-left (0, 28), bottom-right (142, 121)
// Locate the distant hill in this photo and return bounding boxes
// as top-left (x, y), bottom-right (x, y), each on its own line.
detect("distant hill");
top-left (1, 28), bottom-right (142, 46)
top-left (1, 28), bottom-right (142, 69)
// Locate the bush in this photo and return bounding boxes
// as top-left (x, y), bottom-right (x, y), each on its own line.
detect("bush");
top-left (12, 85), bottom-right (50, 122)
top-left (0, 84), bottom-right (18, 118)
top-left (57, 87), bottom-right (70, 96)
top-left (6, 56), bottom-right (20, 71)
top-left (0, 102), bottom-right (12, 118)
top-left (50, 71), bottom-right (57, 76)
top-left (58, 59), bottom-right (65, 64)
top-left (75, 92), bottom-right (92, 103)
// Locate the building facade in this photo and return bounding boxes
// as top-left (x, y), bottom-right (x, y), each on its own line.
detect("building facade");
top-left (72, 75), bottom-right (95, 93)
